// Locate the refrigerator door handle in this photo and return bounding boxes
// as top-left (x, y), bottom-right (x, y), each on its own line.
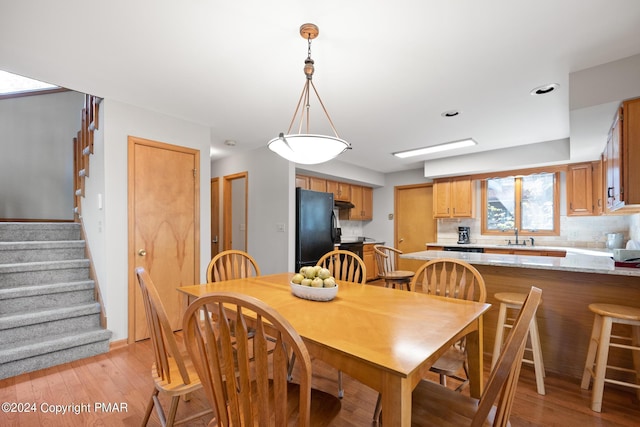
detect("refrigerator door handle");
top-left (331, 210), bottom-right (337, 243)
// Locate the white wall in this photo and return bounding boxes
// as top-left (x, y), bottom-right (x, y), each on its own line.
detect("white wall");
top-left (81, 99), bottom-right (211, 342)
top-left (211, 146), bottom-right (293, 274)
top-left (0, 91), bottom-right (84, 219)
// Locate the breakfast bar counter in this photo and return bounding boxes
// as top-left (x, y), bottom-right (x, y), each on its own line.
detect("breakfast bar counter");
top-left (401, 249), bottom-right (640, 381)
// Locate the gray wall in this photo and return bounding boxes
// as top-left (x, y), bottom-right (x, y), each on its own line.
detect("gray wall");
top-left (0, 91), bottom-right (84, 219)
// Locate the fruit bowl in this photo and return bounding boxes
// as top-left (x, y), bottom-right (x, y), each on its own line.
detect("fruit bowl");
top-left (290, 282), bottom-right (338, 302)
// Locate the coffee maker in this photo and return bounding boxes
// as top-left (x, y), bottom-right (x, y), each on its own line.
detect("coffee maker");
top-left (457, 226), bottom-right (470, 244)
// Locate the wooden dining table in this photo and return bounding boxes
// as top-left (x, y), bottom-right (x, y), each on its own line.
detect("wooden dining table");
top-left (178, 272), bottom-right (491, 426)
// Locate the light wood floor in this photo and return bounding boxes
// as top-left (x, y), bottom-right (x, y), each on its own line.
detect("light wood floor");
top-left (1, 335), bottom-right (639, 426)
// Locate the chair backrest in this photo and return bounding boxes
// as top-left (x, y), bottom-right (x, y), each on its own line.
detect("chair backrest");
top-left (373, 245), bottom-right (402, 277)
top-left (316, 249), bottom-right (367, 284)
top-left (473, 286), bottom-right (542, 427)
top-left (206, 249), bottom-right (261, 282)
top-left (183, 291), bottom-right (314, 427)
top-left (411, 258), bottom-right (487, 303)
top-left (135, 267), bottom-right (193, 385)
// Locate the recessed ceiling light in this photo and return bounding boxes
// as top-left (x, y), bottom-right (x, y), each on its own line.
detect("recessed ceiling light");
top-left (393, 138), bottom-right (477, 158)
top-left (530, 83), bottom-right (559, 95)
top-left (441, 110), bottom-right (461, 117)
top-left (224, 139), bottom-right (237, 146)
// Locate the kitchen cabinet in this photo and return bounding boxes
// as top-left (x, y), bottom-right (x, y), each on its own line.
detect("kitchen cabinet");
top-left (483, 248), bottom-right (566, 257)
top-left (433, 178), bottom-right (474, 218)
top-left (604, 97), bottom-right (640, 212)
top-left (327, 180), bottom-right (351, 202)
top-left (363, 243), bottom-right (378, 281)
top-left (349, 185), bottom-right (373, 221)
top-left (295, 175), bottom-right (327, 192)
top-left (567, 160), bottom-right (603, 216)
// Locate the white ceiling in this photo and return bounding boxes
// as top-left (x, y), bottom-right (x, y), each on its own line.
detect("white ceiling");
top-left (2, 1), bottom-right (640, 175)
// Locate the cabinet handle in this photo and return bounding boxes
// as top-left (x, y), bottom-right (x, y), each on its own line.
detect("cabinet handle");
top-left (607, 187), bottom-right (614, 198)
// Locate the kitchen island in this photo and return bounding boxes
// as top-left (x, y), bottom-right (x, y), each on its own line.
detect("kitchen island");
top-left (401, 249), bottom-right (640, 381)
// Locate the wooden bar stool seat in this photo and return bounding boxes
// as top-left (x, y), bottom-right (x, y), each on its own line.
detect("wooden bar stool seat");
top-left (581, 303), bottom-right (640, 413)
top-left (492, 291), bottom-right (546, 395)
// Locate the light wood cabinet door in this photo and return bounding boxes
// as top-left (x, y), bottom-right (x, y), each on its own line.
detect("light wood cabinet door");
top-left (295, 175), bottom-right (309, 189)
top-left (363, 244), bottom-right (377, 281)
top-left (605, 108), bottom-right (623, 211)
top-left (567, 162), bottom-right (594, 216)
top-left (309, 177), bottom-right (327, 192)
top-left (451, 179), bottom-right (474, 217)
top-left (433, 181), bottom-right (452, 218)
top-left (433, 179), bottom-right (473, 218)
top-left (349, 185), bottom-right (373, 220)
top-left (361, 186), bottom-right (373, 220)
top-left (592, 158), bottom-right (604, 215)
top-left (327, 180), bottom-right (351, 202)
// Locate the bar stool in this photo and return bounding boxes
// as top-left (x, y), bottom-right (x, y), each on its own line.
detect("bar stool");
top-left (580, 303), bottom-right (640, 413)
top-left (491, 292), bottom-right (546, 395)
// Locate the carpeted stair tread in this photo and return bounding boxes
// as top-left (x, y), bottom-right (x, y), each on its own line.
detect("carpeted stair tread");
top-left (0, 303), bottom-right (101, 331)
top-left (0, 280), bottom-right (94, 299)
top-left (0, 240), bottom-right (86, 263)
top-left (0, 328), bottom-right (112, 365)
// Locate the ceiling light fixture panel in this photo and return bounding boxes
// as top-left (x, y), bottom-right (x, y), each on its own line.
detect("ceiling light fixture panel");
top-left (393, 138), bottom-right (477, 158)
top-left (530, 83), bottom-right (559, 95)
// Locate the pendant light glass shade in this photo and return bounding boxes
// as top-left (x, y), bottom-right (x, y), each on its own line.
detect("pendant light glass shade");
top-left (268, 23), bottom-right (350, 164)
top-left (268, 133), bottom-right (350, 164)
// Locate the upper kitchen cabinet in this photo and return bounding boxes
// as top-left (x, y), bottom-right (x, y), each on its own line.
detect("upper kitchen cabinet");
top-left (327, 180), bottom-right (351, 202)
top-left (567, 160), bottom-right (603, 216)
top-left (295, 175), bottom-right (327, 192)
top-left (349, 185), bottom-right (373, 221)
top-left (604, 97), bottom-right (640, 212)
top-left (433, 178), bottom-right (474, 218)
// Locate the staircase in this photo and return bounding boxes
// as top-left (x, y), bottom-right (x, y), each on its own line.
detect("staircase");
top-left (0, 222), bottom-right (112, 380)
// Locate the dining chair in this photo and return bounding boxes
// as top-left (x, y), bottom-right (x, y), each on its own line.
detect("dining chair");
top-left (317, 249), bottom-right (367, 285)
top-left (135, 267), bottom-right (213, 427)
top-left (182, 291), bottom-right (342, 426)
top-left (408, 286), bottom-right (542, 426)
top-left (206, 249), bottom-right (261, 282)
top-left (412, 258), bottom-right (487, 388)
top-left (315, 249), bottom-right (367, 398)
top-left (373, 245), bottom-right (415, 290)
top-left (373, 257), bottom-right (487, 420)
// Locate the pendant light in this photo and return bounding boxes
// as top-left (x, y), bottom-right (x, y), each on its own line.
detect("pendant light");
top-left (268, 23), bottom-right (351, 164)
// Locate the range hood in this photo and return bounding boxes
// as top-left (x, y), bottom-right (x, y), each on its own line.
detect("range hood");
top-left (334, 200), bottom-right (355, 209)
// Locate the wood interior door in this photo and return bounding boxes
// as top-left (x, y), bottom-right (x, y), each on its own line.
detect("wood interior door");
top-left (395, 184), bottom-right (436, 272)
top-left (128, 136), bottom-right (200, 342)
top-left (211, 177), bottom-right (220, 257)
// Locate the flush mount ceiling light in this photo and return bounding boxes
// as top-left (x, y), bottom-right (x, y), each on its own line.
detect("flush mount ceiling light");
top-left (267, 23), bottom-right (351, 164)
top-left (393, 138), bottom-right (477, 158)
top-left (530, 83), bottom-right (559, 95)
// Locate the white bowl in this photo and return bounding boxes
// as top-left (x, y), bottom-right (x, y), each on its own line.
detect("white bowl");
top-left (290, 282), bottom-right (338, 302)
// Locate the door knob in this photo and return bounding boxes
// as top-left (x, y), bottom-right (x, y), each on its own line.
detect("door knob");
top-left (138, 249), bottom-right (147, 256)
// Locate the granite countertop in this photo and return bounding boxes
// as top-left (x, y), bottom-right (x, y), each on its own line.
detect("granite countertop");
top-left (402, 248), bottom-right (640, 277)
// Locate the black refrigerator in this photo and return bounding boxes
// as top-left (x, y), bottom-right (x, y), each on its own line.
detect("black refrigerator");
top-left (295, 188), bottom-right (337, 272)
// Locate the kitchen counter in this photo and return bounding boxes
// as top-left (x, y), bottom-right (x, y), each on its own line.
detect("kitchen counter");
top-left (401, 247), bottom-right (640, 381)
top-left (407, 247), bottom-right (640, 277)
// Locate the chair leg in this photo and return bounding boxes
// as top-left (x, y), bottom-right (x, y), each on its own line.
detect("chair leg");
top-left (338, 370), bottom-right (344, 398)
top-left (492, 302), bottom-right (508, 370)
top-left (373, 393), bottom-right (382, 422)
top-left (142, 388), bottom-right (158, 426)
top-left (591, 315), bottom-right (613, 412)
top-left (529, 316), bottom-right (546, 395)
top-left (633, 325), bottom-right (640, 401)
top-left (287, 352), bottom-right (296, 381)
top-left (439, 373), bottom-right (446, 386)
top-left (166, 395), bottom-right (181, 427)
top-left (581, 313), bottom-right (603, 390)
